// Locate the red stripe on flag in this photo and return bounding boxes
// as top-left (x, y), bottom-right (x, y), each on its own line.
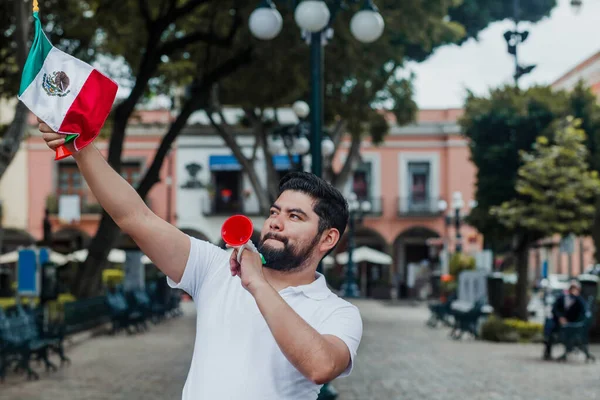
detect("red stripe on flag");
top-left (59, 69), bottom-right (118, 151)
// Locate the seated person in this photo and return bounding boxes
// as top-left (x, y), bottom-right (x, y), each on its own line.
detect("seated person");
top-left (543, 280), bottom-right (587, 360)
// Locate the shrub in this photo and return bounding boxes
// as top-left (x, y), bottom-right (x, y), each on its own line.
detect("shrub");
top-left (449, 253), bottom-right (476, 277)
top-left (481, 315), bottom-right (543, 343)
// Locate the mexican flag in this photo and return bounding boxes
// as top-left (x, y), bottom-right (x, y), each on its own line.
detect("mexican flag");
top-left (18, 11), bottom-right (118, 157)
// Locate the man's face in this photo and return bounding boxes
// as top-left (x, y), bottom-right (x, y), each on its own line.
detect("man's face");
top-left (258, 190), bottom-right (323, 272)
top-left (569, 286), bottom-right (580, 297)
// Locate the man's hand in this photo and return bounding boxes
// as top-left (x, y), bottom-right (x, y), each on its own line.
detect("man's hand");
top-left (37, 117), bottom-right (76, 153)
top-left (229, 246), bottom-right (267, 293)
top-left (559, 317), bottom-right (568, 326)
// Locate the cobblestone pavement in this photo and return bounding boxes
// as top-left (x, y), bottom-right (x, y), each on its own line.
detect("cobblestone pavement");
top-left (334, 300), bottom-right (600, 400)
top-left (2, 300), bottom-right (600, 400)
top-left (0, 302), bottom-right (196, 400)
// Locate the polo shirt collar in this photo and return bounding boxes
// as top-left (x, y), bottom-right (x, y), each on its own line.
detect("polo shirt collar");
top-left (279, 272), bottom-right (331, 300)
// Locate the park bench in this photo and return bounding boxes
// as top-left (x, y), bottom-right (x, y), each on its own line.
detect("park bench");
top-left (106, 289), bottom-right (146, 334)
top-left (0, 311), bottom-right (58, 381)
top-left (426, 293), bottom-right (457, 328)
top-left (448, 298), bottom-right (490, 340)
top-left (552, 296), bottom-right (596, 363)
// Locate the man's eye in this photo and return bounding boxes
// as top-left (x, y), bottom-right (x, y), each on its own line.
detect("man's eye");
top-left (290, 214), bottom-right (299, 220)
top-left (270, 210), bottom-right (277, 216)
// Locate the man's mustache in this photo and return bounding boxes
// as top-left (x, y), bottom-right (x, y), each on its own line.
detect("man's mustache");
top-left (262, 233), bottom-right (288, 245)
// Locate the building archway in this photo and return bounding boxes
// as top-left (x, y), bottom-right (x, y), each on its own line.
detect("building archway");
top-left (333, 226), bottom-right (391, 299)
top-left (393, 226), bottom-right (440, 299)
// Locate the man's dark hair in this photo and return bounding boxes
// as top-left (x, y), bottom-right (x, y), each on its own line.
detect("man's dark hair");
top-left (278, 171), bottom-right (349, 239)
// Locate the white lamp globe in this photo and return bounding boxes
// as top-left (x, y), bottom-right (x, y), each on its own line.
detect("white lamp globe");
top-left (321, 137), bottom-right (335, 156)
top-left (350, 9), bottom-right (385, 43)
top-left (293, 137), bottom-right (311, 155)
top-left (361, 201), bottom-right (372, 213)
top-left (267, 136), bottom-right (284, 153)
top-left (249, 5), bottom-right (283, 40)
top-left (292, 100), bottom-right (310, 119)
top-left (294, 1), bottom-right (330, 33)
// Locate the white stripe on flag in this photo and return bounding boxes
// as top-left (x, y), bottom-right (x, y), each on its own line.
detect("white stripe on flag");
top-left (19, 47), bottom-right (93, 133)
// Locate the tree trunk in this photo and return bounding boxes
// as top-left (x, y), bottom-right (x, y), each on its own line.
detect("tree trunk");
top-left (591, 197), bottom-right (600, 263)
top-left (514, 234), bottom-right (531, 321)
top-left (207, 110), bottom-right (271, 214)
top-left (244, 108), bottom-right (279, 202)
top-left (0, 0), bottom-right (31, 180)
top-left (331, 134), bottom-right (362, 191)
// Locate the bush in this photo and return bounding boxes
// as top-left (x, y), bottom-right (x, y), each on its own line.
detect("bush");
top-left (103, 268), bottom-right (124, 288)
top-left (449, 253), bottom-right (476, 277)
top-left (480, 315), bottom-right (543, 343)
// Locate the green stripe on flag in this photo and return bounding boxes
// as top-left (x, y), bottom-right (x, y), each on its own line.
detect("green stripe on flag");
top-left (19, 12), bottom-right (53, 96)
top-left (64, 134), bottom-right (78, 143)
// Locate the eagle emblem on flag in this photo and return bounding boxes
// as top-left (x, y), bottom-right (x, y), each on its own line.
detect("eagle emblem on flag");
top-left (42, 71), bottom-right (71, 97)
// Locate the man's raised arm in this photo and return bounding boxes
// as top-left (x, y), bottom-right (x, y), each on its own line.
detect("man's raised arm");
top-left (40, 121), bottom-right (189, 283)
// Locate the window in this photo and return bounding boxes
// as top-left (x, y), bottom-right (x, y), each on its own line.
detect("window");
top-left (120, 162), bottom-right (142, 186)
top-left (212, 171), bottom-right (242, 213)
top-left (352, 162), bottom-right (372, 200)
top-left (407, 162), bottom-right (430, 206)
top-left (57, 163), bottom-right (85, 198)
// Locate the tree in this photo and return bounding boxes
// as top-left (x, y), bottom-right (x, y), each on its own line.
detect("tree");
top-left (2, 0), bottom-right (559, 297)
top-left (567, 83), bottom-right (600, 262)
top-left (491, 118), bottom-right (600, 319)
top-left (205, 0), bottom-right (561, 210)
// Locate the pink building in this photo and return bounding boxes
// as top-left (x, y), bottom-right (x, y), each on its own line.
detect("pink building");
top-left (24, 110), bottom-right (177, 251)
top-left (330, 108), bottom-right (481, 298)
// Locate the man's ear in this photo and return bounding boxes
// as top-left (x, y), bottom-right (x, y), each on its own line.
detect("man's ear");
top-left (319, 228), bottom-right (340, 254)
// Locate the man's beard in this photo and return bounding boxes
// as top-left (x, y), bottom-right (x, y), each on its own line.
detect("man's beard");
top-left (258, 232), bottom-right (320, 272)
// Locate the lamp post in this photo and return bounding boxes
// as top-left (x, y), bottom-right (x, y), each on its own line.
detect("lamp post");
top-left (341, 192), bottom-right (372, 298)
top-left (0, 200), bottom-right (4, 255)
top-left (440, 192), bottom-right (478, 255)
top-left (267, 100), bottom-right (335, 171)
top-left (249, 0), bottom-right (385, 177)
top-left (503, 0), bottom-right (536, 87)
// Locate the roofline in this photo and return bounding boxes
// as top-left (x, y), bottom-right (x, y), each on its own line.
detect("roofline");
top-left (552, 50), bottom-right (600, 87)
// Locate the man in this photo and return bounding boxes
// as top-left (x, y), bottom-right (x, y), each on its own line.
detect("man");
top-left (543, 279), bottom-right (587, 360)
top-left (39, 119), bottom-right (362, 399)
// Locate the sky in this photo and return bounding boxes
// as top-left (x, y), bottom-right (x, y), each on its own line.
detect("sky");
top-left (409, 0), bottom-right (600, 109)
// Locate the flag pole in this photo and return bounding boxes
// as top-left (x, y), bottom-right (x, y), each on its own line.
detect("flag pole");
top-left (32, 0), bottom-right (74, 160)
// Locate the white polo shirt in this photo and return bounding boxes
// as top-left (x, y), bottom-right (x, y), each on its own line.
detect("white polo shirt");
top-left (167, 236), bottom-right (363, 400)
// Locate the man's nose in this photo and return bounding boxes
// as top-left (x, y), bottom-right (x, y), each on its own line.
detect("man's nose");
top-left (269, 215), bottom-right (283, 231)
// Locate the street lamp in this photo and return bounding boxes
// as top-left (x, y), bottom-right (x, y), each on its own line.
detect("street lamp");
top-left (267, 100), bottom-right (335, 171)
top-left (341, 192), bottom-right (372, 298)
top-left (503, 0), bottom-right (536, 87)
top-left (439, 192), bottom-right (477, 256)
top-left (249, 0), bottom-right (385, 178)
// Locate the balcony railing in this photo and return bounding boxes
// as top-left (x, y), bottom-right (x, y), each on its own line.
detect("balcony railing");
top-left (397, 197), bottom-right (443, 217)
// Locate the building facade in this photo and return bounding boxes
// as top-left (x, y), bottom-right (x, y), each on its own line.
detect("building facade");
top-left (174, 107), bottom-right (481, 299)
top-left (23, 110), bottom-right (177, 251)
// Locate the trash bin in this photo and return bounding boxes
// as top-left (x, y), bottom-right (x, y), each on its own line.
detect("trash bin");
top-left (578, 274), bottom-right (599, 304)
top-left (487, 272), bottom-right (504, 314)
top-left (430, 270), bottom-right (442, 299)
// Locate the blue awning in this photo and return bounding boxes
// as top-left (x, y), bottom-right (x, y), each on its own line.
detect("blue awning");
top-left (209, 155), bottom-right (241, 171)
top-left (273, 155), bottom-right (300, 171)
top-left (209, 154), bottom-right (300, 171)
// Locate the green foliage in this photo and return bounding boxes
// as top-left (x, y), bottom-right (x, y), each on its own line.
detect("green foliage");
top-left (461, 84), bottom-right (600, 248)
top-left (449, 252), bottom-right (476, 276)
top-left (491, 117), bottom-right (600, 237)
top-left (480, 314), bottom-right (543, 343)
